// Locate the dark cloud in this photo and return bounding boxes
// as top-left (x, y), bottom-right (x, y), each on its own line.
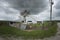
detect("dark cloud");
top-left (4, 0), bottom-right (48, 14)
top-left (54, 10), bottom-right (60, 17)
top-left (55, 0), bottom-right (60, 9)
top-left (0, 0), bottom-right (49, 21)
top-left (54, 0), bottom-right (60, 17)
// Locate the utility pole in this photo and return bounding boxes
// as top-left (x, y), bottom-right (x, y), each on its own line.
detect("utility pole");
top-left (50, 0), bottom-right (54, 21)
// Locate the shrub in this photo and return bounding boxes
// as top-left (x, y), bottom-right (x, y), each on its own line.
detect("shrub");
top-left (0, 21), bottom-right (57, 39)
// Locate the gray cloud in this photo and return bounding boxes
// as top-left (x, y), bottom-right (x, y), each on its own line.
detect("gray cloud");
top-left (54, 10), bottom-right (60, 17)
top-left (55, 0), bottom-right (60, 9)
top-left (4, 0), bottom-right (48, 14)
top-left (0, 0), bottom-right (52, 21)
top-left (54, 0), bottom-right (60, 18)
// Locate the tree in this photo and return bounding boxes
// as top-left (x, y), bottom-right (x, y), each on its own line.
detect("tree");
top-left (21, 10), bottom-right (30, 23)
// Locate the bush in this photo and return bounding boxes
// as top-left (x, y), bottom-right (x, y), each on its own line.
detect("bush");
top-left (0, 21), bottom-right (58, 39)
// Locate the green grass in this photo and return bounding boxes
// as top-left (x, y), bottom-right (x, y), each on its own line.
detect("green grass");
top-left (0, 21), bottom-right (58, 39)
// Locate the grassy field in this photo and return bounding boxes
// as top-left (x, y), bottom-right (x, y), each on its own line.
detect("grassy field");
top-left (0, 21), bottom-right (58, 39)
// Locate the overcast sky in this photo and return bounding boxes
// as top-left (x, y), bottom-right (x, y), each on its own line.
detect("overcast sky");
top-left (0, 0), bottom-right (60, 22)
